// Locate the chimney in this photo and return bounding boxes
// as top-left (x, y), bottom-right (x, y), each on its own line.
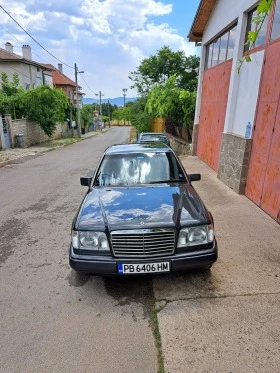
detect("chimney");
top-left (58, 63), bottom-right (63, 73)
top-left (22, 45), bottom-right (32, 60)
top-left (5, 42), bottom-right (14, 53)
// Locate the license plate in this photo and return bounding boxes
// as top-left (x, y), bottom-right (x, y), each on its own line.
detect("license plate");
top-left (117, 262), bottom-right (170, 274)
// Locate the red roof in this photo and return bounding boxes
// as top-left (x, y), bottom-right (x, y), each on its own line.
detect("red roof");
top-left (42, 64), bottom-right (80, 88)
top-left (0, 48), bottom-right (52, 70)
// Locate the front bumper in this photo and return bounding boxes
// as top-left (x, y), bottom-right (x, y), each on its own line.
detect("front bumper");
top-left (69, 241), bottom-right (218, 275)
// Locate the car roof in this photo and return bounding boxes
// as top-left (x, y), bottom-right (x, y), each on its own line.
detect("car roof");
top-left (105, 143), bottom-right (171, 154)
top-left (140, 132), bottom-right (167, 136)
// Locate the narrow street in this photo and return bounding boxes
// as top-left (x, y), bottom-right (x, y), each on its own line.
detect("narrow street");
top-left (0, 127), bottom-right (157, 373)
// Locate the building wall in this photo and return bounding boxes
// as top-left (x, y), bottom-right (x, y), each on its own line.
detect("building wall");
top-left (196, 0), bottom-right (262, 140)
top-left (11, 119), bottom-right (68, 147)
top-left (0, 62), bottom-right (53, 90)
top-left (192, 0), bottom-right (280, 222)
top-left (57, 85), bottom-right (75, 104)
top-left (230, 50), bottom-right (264, 136)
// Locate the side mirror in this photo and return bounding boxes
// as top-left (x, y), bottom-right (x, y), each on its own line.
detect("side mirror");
top-left (80, 176), bottom-right (92, 187)
top-left (189, 174), bottom-right (201, 182)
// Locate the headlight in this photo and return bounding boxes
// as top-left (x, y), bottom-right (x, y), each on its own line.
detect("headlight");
top-left (177, 225), bottom-right (214, 248)
top-left (71, 231), bottom-right (110, 253)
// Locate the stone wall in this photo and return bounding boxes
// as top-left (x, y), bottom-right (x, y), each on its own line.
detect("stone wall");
top-left (217, 133), bottom-right (252, 194)
top-left (168, 134), bottom-right (191, 155)
top-left (11, 119), bottom-right (69, 147)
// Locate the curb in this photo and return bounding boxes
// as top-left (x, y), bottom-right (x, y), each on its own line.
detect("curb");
top-left (0, 130), bottom-right (109, 168)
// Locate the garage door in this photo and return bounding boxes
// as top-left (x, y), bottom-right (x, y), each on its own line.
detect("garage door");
top-left (197, 60), bottom-right (232, 172)
top-left (245, 41), bottom-right (280, 222)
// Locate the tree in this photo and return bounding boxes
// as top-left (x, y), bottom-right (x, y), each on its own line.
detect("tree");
top-left (129, 97), bottom-right (152, 133)
top-left (23, 85), bottom-right (69, 136)
top-left (0, 72), bottom-right (23, 96)
top-left (129, 46), bottom-right (199, 95)
top-left (112, 106), bottom-right (130, 125)
top-left (112, 108), bottom-right (122, 124)
top-left (81, 104), bottom-right (94, 128)
top-left (0, 72), bottom-right (25, 118)
top-left (145, 75), bottom-right (196, 129)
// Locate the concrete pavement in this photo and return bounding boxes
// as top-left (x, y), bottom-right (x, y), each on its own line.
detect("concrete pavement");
top-left (155, 155), bottom-right (280, 373)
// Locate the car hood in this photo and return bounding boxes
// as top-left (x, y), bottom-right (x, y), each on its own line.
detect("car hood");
top-left (76, 184), bottom-right (209, 230)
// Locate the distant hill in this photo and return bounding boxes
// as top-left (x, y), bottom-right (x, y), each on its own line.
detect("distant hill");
top-left (83, 97), bottom-right (137, 106)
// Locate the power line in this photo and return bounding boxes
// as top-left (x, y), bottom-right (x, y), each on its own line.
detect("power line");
top-left (0, 4), bottom-right (74, 69)
top-left (0, 26), bottom-right (51, 65)
top-left (79, 73), bottom-right (96, 96)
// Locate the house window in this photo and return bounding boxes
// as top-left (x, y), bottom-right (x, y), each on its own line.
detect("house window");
top-left (244, 7), bottom-right (268, 51)
top-left (205, 43), bottom-right (213, 69)
top-left (211, 38), bottom-right (221, 66)
top-left (205, 24), bottom-right (237, 70)
top-left (25, 83), bottom-right (30, 90)
top-left (271, 0), bottom-right (280, 40)
top-left (219, 32), bottom-right (230, 63)
top-left (227, 25), bottom-right (237, 59)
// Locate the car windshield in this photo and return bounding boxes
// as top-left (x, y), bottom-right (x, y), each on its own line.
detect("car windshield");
top-left (140, 134), bottom-right (168, 143)
top-left (94, 152), bottom-right (186, 186)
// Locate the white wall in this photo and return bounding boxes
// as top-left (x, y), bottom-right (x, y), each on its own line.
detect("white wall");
top-left (0, 62), bottom-right (53, 90)
top-left (202, 0), bottom-right (258, 44)
top-left (231, 50), bottom-right (264, 136)
top-left (0, 62), bottom-right (27, 87)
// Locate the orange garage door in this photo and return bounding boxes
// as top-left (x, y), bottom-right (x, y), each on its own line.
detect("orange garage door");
top-left (245, 41), bottom-right (280, 222)
top-left (197, 60), bottom-right (232, 172)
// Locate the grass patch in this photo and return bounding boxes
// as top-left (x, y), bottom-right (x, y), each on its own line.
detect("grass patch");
top-left (146, 279), bottom-right (165, 373)
top-left (150, 301), bottom-right (165, 373)
top-left (41, 137), bottom-right (81, 148)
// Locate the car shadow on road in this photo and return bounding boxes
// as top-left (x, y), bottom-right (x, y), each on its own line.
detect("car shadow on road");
top-left (153, 268), bottom-right (219, 301)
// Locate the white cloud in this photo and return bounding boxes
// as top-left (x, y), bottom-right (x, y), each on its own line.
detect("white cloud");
top-left (0, 0), bottom-right (198, 97)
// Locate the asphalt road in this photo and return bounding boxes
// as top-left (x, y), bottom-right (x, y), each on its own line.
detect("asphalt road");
top-left (1, 127), bottom-right (280, 373)
top-left (0, 127), bottom-right (157, 373)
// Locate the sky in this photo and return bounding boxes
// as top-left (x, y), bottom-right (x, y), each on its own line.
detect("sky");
top-left (0, 0), bottom-right (201, 99)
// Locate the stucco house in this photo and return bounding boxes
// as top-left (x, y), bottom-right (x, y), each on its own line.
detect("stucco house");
top-left (188, 0), bottom-right (280, 222)
top-left (0, 42), bottom-right (53, 89)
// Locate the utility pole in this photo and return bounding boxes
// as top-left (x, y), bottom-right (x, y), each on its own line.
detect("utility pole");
top-left (95, 93), bottom-right (98, 111)
top-left (122, 88), bottom-right (127, 125)
top-left (69, 98), bottom-right (73, 135)
top-left (107, 100), bottom-right (110, 128)
top-left (74, 63), bottom-right (84, 138)
top-left (95, 91), bottom-right (104, 116)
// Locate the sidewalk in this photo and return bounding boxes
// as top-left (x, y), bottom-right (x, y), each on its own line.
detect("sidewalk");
top-left (156, 155), bottom-right (280, 372)
top-left (0, 129), bottom-right (108, 168)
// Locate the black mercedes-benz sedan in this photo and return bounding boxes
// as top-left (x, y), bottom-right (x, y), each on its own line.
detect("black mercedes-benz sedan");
top-left (69, 143), bottom-right (217, 275)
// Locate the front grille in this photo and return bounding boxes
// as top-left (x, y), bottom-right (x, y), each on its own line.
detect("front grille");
top-left (111, 229), bottom-right (175, 258)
